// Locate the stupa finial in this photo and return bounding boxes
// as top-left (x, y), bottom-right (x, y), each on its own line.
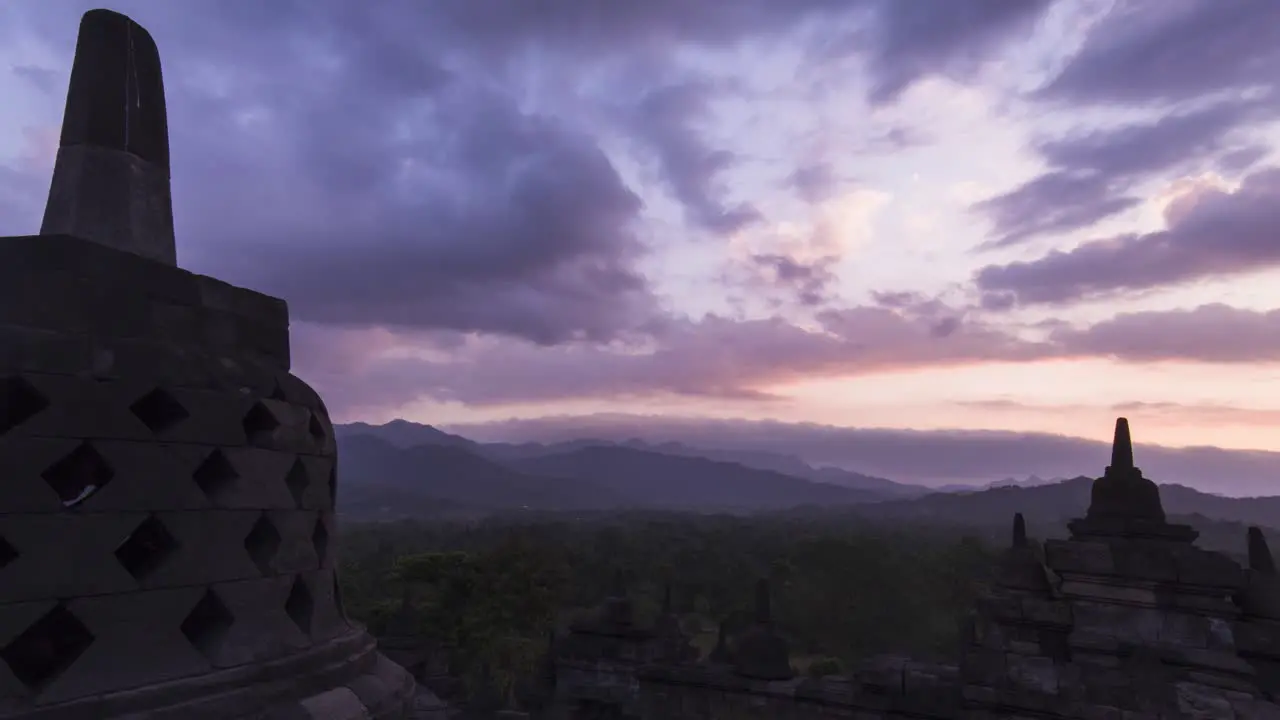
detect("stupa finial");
top-left (40, 9), bottom-right (177, 265)
top-left (1108, 417), bottom-right (1134, 473)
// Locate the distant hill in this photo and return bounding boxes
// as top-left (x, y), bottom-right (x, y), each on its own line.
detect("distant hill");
top-left (337, 435), bottom-right (625, 520)
top-left (505, 445), bottom-right (882, 512)
top-left (336, 419), bottom-right (921, 499)
top-left (335, 420), bottom-right (476, 450)
top-left (333, 431), bottom-right (879, 520)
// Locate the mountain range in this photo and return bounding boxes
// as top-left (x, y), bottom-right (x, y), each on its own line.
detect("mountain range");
top-left (331, 421), bottom-right (1280, 542)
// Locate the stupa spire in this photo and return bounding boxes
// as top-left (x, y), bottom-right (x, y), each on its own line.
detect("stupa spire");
top-left (1109, 417), bottom-right (1134, 473)
top-left (40, 9), bottom-right (177, 265)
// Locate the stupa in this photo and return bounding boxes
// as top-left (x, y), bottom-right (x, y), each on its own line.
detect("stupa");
top-left (0, 9), bottom-right (418, 719)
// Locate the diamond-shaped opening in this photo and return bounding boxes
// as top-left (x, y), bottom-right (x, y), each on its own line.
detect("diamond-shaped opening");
top-left (242, 401), bottom-right (280, 445)
top-left (181, 589), bottom-right (234, 659)
top-left (285, 575), bottom-right (314, 635)
top-left (114, 514), bottom-right (179, 582)
top-left (0, 603), bottom-right (94, 690)
top-left (312, 518), bottom-right (329, 566)
top-left (269, 379), bottom-right (289, 402)
top-left (244, 513), bottom-right (282, 576)
top-left (0, 535), bottom-right (18, 571)
top-left (285, 458), bottom-right (309, 508)
top-left (193, 450), bottom-right (238, 502)
top-left (0, 376), bottom-right (50, 436)
top-left (42, 442), bottom-right (114, 508)
top-left (129, 387), bottom-right (189, 434)
top-left (333, 571), bottom-right (348, 622)
top-left (307, 411), bottom-right (326, 444)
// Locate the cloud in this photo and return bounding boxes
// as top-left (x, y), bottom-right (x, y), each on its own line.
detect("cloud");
top-left (1038, 1), bottom-right (1280, 106)
top-left (1051, 305), bottom-right (1280, 364)
top-left (626, 80), bottom-right (761, 235)
top-left (1, 0), bottom-right (661, 346)
top-left (787, 162), bottom-right (839, 204)
top-left (445, 413), bottom-right (1280, 495)
top-left (976, 98), bottom-right (1271, 246)
top-left (858, 0), bottom-right (1061, 104)
top-left (748, 254), bottom-right (839, 307)
top-left (293, 305), bottom-right (1055, 414)
top-left (976, 167), bottom-right (1280, 305)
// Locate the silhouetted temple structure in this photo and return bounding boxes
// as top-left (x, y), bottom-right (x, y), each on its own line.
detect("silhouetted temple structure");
top-left (7, 10), bottom-right (1280, 720)
top-left (0, 9), bottom-right (433, 719)
top-left (536, 419), bottom-right (1280, 719)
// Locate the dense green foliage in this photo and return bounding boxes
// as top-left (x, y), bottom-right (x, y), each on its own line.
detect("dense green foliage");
top-left (337, 511), bottom-right (1000, 701)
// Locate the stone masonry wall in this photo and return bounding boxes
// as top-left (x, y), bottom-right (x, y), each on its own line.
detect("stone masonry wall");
top-left (0, 233), bottom-right (371, 716)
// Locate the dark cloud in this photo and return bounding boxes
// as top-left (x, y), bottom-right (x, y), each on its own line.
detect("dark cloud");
top-left (1039, 1), bottom-right (1280, 106)
top-left (447, 413), bottom-right (1280, 496)
top-left (787, 162), bottom-right (839, 204)
top-left (977, 166), bottom-right (1280, 305)
top-left (10, 64), bottom-right (58, 93)
top-left (627, 81), bottom-right (761, 235)
top-left (1, 0), bottom-right (660, 345)
top-left (749, 254), bottom-right (838, 307)
top-left (860, 0), bottom-right (1060, 104)
top-left (976, 99), bottom-right (1269, 246)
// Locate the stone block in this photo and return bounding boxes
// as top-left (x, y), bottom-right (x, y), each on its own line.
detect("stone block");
top-left (74, 440), bottom-right (210, 512)
top-left (307, 569), bottom-right (348, 643)
top-left (974, 594), bottom-right (1023, 621)
top-left (265, 510), bottom-right (322, 574)
top-left (146, 509), bottom-right (264, 586)
top-left (194, 274), bottom-right (288, 331)
top-left (203, 575), bottom-right (312, 668)
top-left (1073, 602), bottom-right (1163, 645)
top-left (1005, 654), bottom-right (1058, 694)
top-left (0, 436), bottom-right (82, 513)
top-left (9, 373), bottom-right (154, 441)
top-left (216, 447), bottom-right (302, 509)
top-left (1176, 681), bottom-right (1236, 720)
top-left (34, 587), bottom-right (212, 706)
top-left (299, 686), bottom-right (370, 719)
top-left (0, 512), bottom-right (144, 603)
top-left (1060, 579), bottom-right (1161, 606)
top-left (297, 456), bottom-right (334, 509)
top-left (1177, 550), bottom-right (1246, 591)
top-left (1021, 597), bottom-right (1072, 626)
top-left (244, 398), bottom-right (315, 454)
top-left (0, 270), bottom-right (94, 333)
top-left (94, 338), bottom-right (217, 387)
top-left (0, 327), bottom-right (96, 375)
top-left (1161, 612), bottom-right (1211, 649)
top-left (1233, 696), bottom-right (1280, 720)
top-left (156, 386), bottom-right (254, 446)
top-left (0, 598), bottom-right (58, 702)
top-left (1110, 543), bottom-right (1178, 583)
top-left (1236, 620), bottom-right (1280, 657)
top-left (1046, 539), bottom-right (1114, 576)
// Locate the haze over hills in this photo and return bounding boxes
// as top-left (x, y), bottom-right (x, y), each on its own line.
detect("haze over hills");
top-left (334, 423), bottom-right (888, 520)
top-left (445, 415), bottom-right (1280, 497)
top-left (334, 421), bottom-right (1280, 538)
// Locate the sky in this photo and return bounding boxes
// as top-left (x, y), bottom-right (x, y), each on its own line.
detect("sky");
top-left (2, 1), bottom-right (1280, 489)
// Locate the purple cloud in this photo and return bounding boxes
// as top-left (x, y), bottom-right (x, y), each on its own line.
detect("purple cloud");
top-left (1039, 1), bottom-right (1280, 106)
top-left (627, 81), bottom-right (761, 235)
top-left (977, 167), bottom-right (1280, 305)
top-left (977, 99), bottom-right (1271, 246)
top-left (1052, 305), bottom-right (1280, 364)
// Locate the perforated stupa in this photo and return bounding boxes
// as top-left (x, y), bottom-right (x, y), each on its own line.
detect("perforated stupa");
top-left (0, 9), bottom-right (421, 719)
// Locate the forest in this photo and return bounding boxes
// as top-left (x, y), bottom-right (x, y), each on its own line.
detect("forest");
top-left (336, 510), bottom-right (1002, 706)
